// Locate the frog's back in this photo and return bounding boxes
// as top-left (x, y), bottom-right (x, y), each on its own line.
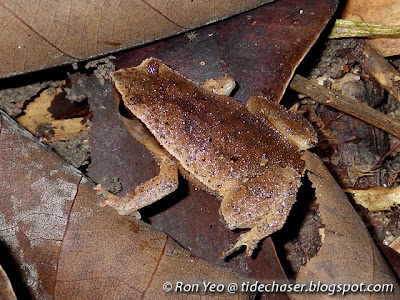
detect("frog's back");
top-left (112, 58), bottom-right (303, 190)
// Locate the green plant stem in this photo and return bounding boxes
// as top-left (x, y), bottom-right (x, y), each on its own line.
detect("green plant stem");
top-left (329, 19), bottom-right (400, 39)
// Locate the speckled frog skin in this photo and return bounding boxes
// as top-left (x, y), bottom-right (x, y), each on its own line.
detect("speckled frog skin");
top-left (97, 58), bottom-right (317, 257)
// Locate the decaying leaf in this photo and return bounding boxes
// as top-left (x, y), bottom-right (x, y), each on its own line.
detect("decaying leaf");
top-left (0, 0), bottom-right (274, 78)
top-left (342, 0), bottom-right (400, 56)
top-left (293, 151), bottom-right (400, 299)
top-left (345, 185), bottom-right (400, 212)
top-left (16, 86), bottom-right (88, 141)
top-left (0, 111), bottom-right (250, 299)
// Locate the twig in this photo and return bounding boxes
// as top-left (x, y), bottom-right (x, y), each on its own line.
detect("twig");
top-left (290, 75), bottom-right (400, 139)
top-left (329, 19), bottom-right (400, 39)
top-left (353, 40), bottom-right (400, 103)
top-left (378, 139), bottom-right (400, 165)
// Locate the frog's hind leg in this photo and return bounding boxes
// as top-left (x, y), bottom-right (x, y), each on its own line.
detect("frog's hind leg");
top-left (220, 213), bottom-right (286, 259)
top-left (95, 156), bottom-right (178, 216)
top-left (220, 199), bottom-right (296, 258)
top-left (219, 167), bottom-right (301, 258)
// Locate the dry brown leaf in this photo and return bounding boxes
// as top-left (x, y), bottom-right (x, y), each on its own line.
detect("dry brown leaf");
top-left (0, 265), bottom-right (16, 300)
top-left (16, 86), bottom-right (87, 141)
top-left (342, 0), bottom-right (400, 56)
top-left (114, 0), bottom-right (339, 104)
top-left (0, 0), bottom-right (274, 78)
top-left (293, 151), bottom-right (400, 300)
top-left (389, 236), bottom-right (400, 254)
top-left (378, 243), bottom-right (400, 281)
top-left (0, 111), bottom-right (249, 299)
top-left (345, 185), bottom-right (400, 212)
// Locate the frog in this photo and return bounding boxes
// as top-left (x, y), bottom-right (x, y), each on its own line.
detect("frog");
top-left (95, 58), bottom-right (318, 258)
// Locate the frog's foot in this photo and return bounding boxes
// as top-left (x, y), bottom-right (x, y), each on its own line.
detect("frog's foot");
top-left (95, 156), bottom-right (178, 216)
top-left (220, 227), bottom-right (264, 259)
top-left (220, 232), bottom-right (252, 259)
top-left (94, 184), bottom-right (120, 207)
top-left (94, 184), bottom-right (142, 218)
top-left (94, 184), bottom-right (117, 205)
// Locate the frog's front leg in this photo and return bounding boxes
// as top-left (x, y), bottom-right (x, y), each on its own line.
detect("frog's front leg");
top-left (95, 156), bottom-right (178, 216)
top-left (246, 96), bottom-right (318, 150)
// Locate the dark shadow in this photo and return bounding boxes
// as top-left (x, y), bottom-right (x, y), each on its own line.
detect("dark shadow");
top-left (0, 240), bottom-right (33, 299)
top-left (140, 177), bottom-right (189, 222)
top-left (0, 64), bottom-right (72, 90)
top-left (271, 174), bottom-right (315, 279)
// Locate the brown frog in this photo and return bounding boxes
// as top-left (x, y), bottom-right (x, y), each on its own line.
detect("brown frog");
top-left (96, 58), bottom-right (317, 258)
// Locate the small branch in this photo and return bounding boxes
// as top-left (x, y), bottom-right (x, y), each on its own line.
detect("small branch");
top-left (290, 75), bottom-right (400, 139)
top-left (353, 40), bottom-right (400, 103)
top-left (329, 19), bottom-right (400, 39)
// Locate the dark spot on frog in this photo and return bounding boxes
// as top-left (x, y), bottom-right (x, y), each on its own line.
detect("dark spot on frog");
top-left (184, 119), bottom-right (195, 133)
top-left (230, 156), bottom-right (239, 162)
top-left (165, 121), bottom-right (169, 126)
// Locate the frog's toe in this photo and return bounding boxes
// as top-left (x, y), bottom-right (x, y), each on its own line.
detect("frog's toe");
top-left (220, 231), bottom-right (260, 259)
top-left (101, 195), bottom-right (121, 209)
top-left (95, 186), bottom-right (142, 218)
top-left (94, 184), bottom-right (118, 206)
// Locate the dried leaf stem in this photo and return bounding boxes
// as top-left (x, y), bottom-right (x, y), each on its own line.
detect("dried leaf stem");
top-left (353, 40), bottom-right (400, 103)
top-left (329, 19), bottom-right (400, 39)
top-left (290, 75), bottom-right (400, 139)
